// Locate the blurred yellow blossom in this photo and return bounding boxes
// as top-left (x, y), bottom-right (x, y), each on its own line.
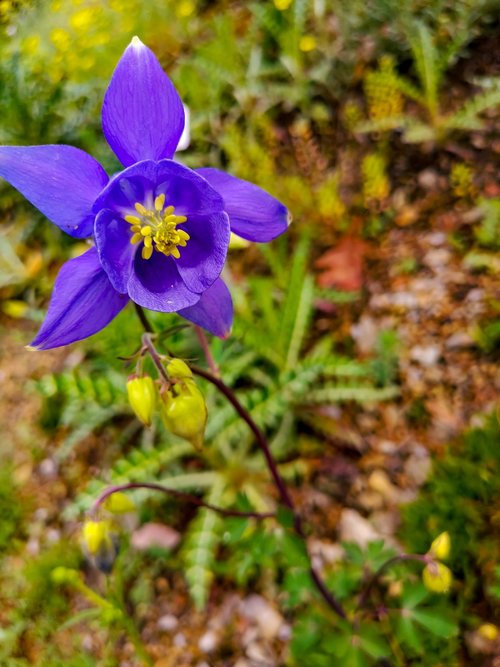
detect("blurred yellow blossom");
top-left (299, 35), bottom-right (317, 52)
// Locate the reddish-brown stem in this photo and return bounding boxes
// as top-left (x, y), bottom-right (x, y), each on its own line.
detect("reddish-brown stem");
top-left (134, 305), bottom-right (347, 620)
top-left (357, 553), bottom-right (427, 611)
top-left (194, 326), bottom-right (220, 376)
top-left (90, 482), bottom-right (275, 521)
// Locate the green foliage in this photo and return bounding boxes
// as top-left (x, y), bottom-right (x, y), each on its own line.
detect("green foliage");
top-left (0, 465), bottom-right (25, 553)
top-left (401, 412), bottom-right (500, 611)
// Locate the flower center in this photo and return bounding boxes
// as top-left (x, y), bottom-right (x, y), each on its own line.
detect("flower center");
top-left (124, 194), bottom-right (190, 260)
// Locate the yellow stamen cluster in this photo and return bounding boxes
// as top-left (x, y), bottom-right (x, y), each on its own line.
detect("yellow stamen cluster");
top-left (125, 194), bottom-right (190, 260)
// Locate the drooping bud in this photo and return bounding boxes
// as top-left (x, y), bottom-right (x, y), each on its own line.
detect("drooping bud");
top-left (103, 491), bottom-right (136, 515)
top-left (126, 375), bottom-right (156, 426)
top-left (160, 379), bottom-right (207, 450)
top-left (81, 519), bottom-right (119, 573)
top-left (429, 531), bottom-right (451, 561)
top-left (422, 562), bottom-right (453, 594)
top-left (166, 358), bottom-right (193, 380)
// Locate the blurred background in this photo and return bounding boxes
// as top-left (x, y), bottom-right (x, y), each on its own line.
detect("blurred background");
top-left (0, 0), bottom-right (499, 665)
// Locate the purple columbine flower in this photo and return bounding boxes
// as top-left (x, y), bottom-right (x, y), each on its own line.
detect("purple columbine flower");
top-left (0, 37), bottom-right (289, 350)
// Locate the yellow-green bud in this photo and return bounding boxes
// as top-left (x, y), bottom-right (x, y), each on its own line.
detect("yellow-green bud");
top-left (82, 519), bottom-right (113, 556)
top-left (51, 566), bottom-right (80, 585)
top-left (127, 375), bottom-right (156, 426)
top-left (478, 623), bottom-right (498, 641)
top-left (81, 519), bottom-right (119, 573)
top-left (422, 562), bottom-right (452, 594)
top-left (160, 379), bottom-right (207, 450)
top-left (429, 531), bottom-right (451, 561)
top-left (166, 358), bottom-right (193, 380)
top-left (103, 492), bottom-right (136, 515)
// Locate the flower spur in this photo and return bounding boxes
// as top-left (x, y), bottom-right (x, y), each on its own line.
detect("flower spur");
top-left (0, 36), bottom-right (289, 349)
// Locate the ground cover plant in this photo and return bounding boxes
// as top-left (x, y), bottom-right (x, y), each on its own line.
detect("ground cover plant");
top-left (0, 1), bottom-right (499, 665)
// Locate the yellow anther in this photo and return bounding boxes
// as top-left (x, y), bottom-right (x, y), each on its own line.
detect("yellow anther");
top-left (154, 193), bottom-right (165, 211)
top-left (134, 202), bottom-right (148, 216)
top-left (126, 200), bottom-right (190, 261)
top-left (125, 215), bottom-right (140, 224)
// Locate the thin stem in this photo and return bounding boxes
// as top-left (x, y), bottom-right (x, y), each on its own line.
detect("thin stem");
top-left (134, 308), bottom-right (347, 620)
top-left (190, 364), bottom-right (295, 511)
top-left (194, 325), bottom-right (220, 376)
top-left (134, 303), bottom-right (153, 333)
top-left (357, 554), bottom-right (427, 612)
top-left (190, 363), bottom-right (346, 620)
top-left (91, 482), bottom-right (274, 521)
top-left (141, 333), bottom-right (170, 384)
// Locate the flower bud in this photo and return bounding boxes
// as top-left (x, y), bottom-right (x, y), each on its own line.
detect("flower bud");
top-left (422, 562), bottom-right (452, 594)
top-left (103, 491), bottom-right (136, 515)
top-left (429, 531), bottom-right (451, 561)
top-left (478, 623), bottom-right (498, 641)
top-left (81, 519), bottom-right (119, 573)
top-left (166, 358), bottom-right (193, 380)
top-left (160, 379), bottom-right (207, 450)
top-left (51, 566), bottom-right (80, 585)
top-left (127, 375), bottom-right (156, 426)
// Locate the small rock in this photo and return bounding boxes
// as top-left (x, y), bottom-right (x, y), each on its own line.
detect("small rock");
top-left (423, 248), bottom-right (451, 269)
top-left (351, 315), bottom-right (379, 355)
top-left (198, 630), bottom-right (219, 653)
top-left (405, 451), bottom-right (432, 487)
top-left (427, 232), bottom-right (446, 246)
top-left (157, 614), bottom-right (179, 632)
top-left (446, 331), bottom-right (475, 349)
top-left (339, 509), bottom-right (379, 547)
top-left (173, 632), bottom-right (186, 648)
top-left (410, 345), bottom-right (441, 367)
top-left (246, 642), bottom-right (270, 664)
top-left (131, 523), bottom-right (181, 551)
top-left (241, 595), bottom-right (284, 640)
top-left (418, 169), bottom-right (440, 190)
top-left (39, 457), bottom-right (58, 479)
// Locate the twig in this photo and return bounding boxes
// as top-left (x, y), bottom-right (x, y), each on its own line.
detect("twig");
top-left (91, 482), bottom-right (275, 521)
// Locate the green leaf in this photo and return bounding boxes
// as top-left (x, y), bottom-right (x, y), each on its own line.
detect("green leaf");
top-left (412, 608), bottom-right (458, 638)
top-left (277, 506), bottom-right (295, 530)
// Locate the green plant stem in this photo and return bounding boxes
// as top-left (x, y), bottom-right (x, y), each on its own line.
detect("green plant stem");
top-left (134, 305), bottom-right (347, 620)
top-left (122, 615), bottom-right (154, 667)
top-left (91, 481), bottom-right (275, 520)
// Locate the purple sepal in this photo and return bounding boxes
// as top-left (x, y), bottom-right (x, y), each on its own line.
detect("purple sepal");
top-left (178, 278), bottom-right (233, 338)
top-left (196, 168), bottom-right (289, 242)
top-left (28, 247), bottom-right (128, 350)
top-left (0, 145), bottom-right (108, 238)
top-left (102, 37), bottom-right (185, 167)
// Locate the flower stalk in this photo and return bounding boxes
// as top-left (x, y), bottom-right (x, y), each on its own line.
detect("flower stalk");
top-left (136, 306), bottom-right (347, 620)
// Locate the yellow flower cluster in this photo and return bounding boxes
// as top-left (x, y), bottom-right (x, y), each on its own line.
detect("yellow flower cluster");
top-left (362, 153), bottom-right (390, 205)
top-left (364, 56), bottom-right (404, 121)
top-left (8, 0), bottom-right (184, 84)
top-left (450, 163), bottom-right (476, 200)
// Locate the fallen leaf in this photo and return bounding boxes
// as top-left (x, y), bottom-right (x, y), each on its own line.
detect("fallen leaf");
top-left (315, 236), bottom-right (367, 291)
